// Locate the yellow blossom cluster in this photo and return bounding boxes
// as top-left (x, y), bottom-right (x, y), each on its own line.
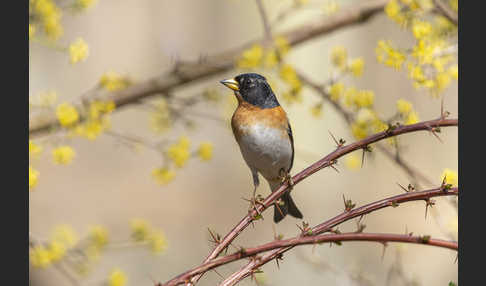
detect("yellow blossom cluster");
top-left (85, 225), bottom-right (109, 260)
top-left (376, 40), bottom-right (406, 70)
top-left (441, 168), bottom-right (458, 187)
top-left (152, 136), bottom-right (213, 185)
top-left (396, 99), bottom-right (420, 124)
top-left (69, 38), bottom-right (89, 64)
top-left (198, 142), bottom-right (213, 161)
top-left (381, 0), bottom-right (458, 96)
top-left (168, 136), bottom-right (191, 168)
top-left (30, 225), bottom-right (79, 268)
top-left (52, 145), bottom-right (76, 165)
top-left (330, 47), bottom-right (365, 77)
top-left (109, 269), bottom-right (127, 286)
top-left (29, 166), bottom-right (40, 190)
top-left (74, 100), bottom-right (116, 140)
top-left (99, 71), bottom-right (132, 92)
top-left (56, 102), bottom-right (80, 127)
top-left (130, 219), bottom-right (168, 254)
top-left (152, 167), bottom-right (176, 185)
top-left (30, 0), bottom-right (63, 40)
top-left (236, 36), bottom-right (290, 69)
top-left (279, 64), bottom-right (303, 104)
top-left (29, 140), bottom-right (43, 158)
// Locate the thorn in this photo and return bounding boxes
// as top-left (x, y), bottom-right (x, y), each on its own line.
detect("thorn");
top-left (343, 194), bottom-right (356, 211)
top-left (454, 254), bottom-right (458, 264)
top-left (381, 242), bottom-right (388, 261)
top-left (330, 160), bottom-right (340, 173)
top-left (397, 182), bottom-right (409, 193)
top-left (426, 124), bottom-right (443, 143)
top-left (361, 149), bottom-right (366, 168)
top-left (424, 199), bottom-right (435, 220)
top-left (328, 130), bottom-right (345, 148)
top-left (212, 268), bottom-right (224, 279)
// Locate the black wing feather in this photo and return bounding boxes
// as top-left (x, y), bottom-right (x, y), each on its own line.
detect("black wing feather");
top-left (287, 122), bottom-right (294, 172)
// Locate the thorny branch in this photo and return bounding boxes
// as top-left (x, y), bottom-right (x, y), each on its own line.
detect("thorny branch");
top-left (29, 0), bottom-right (388, 138)
top-left (162, 187), bottom-right (458, 286)
top-left (160, 117), bottom-right (457, 285)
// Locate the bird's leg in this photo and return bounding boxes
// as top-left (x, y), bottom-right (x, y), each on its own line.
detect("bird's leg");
top-left (248, 170), bottom-right (262, 216)
top-left (279, 168), bottom-right (294, 190)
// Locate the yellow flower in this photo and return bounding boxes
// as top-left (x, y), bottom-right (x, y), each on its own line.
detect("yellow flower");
top-left (51, 225), bottom-right (78, 248)
top-left (263, 50), bottom-right (279, 68)
top-left (407, 63), bottom-right (426, 82)
top-left (29, 140), bottom-right (43, 157)
top-left (356, 108), bottom-right (375, 125)
top-left (349, 58), bottom-right (364, 77)
top-left (69, 38), bottom-right (89, 64)
top-left (168, 137), bottom-right (191, 167)
top-left (412, 20), bottom-right (433, 39)
top-left (396, 99), bottom-right (413, 115)
top-left (351, 123), bottom-right (368, 140)
top-left (152, 168), bottom-right (176, 185)
top-left (405, 111), bottom-right (419, 124)
top-left (56, 103), bottom-right (79, 127)
top-left (89, 100), bottom-right (116, 120)
top-left (345, 153), bottom-right (360, 170)
top-left (89, 225), bottom-right (109, 248)
top-left (148, 231), bottom-right (168, 254)
top-left (330, 46), bottom-right (347, 70)
top-left (441, 168), bottom-right (458, 187)
top-left (76, 0), bottom-right (97, 9)
top-left (449, 0), bottom-right (458, 12)
top-left (33, 0), bottom-right (64, 40)
top-left (108, 269), bottom-right (127, 286)
top-left (274, 36), bottom-right (290, 56)
top-left (47, 241), bottom-right (66, 262)
top-left (29, 166), bottom-right (39, 189)
top-left (130, 219), bottom-right (151, 241)
top-left (328, 82), bottom-right (344, 102)
top-left (354, 90), bottom-right (374, 108)
top-left (310, 103), bottom-right (323, 118)
top-left (30, 245), bottom-right (51, 268)
top-left (279, 64), bottom-right (302, 93)
top-left (344, 87), bottom-right (357, 108)
top-left (29, 24), bottom-right (36, 39)
top-left (198, 142), bottom-right (213, 161)
top-left (52, 146), bottom-right (76, 165)
top-left (99, 71), bottom-right (131, 91)
top-left (448, 64), bottom-right (458, 80)
top-left (435, 72), bottom-right (451, 92)
top-left (376, 40), bottom-right (406, 70)
top-left (385, 0), bottom-right (401, 19)
top-left (236, 44), bottom-right (263, 69)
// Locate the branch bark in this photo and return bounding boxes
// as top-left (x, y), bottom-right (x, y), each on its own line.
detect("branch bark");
top-left (433, 0), bottom-right (458, 25)
top-left (161, 187), bottom-right (458, 286)
top-left (29, 0), bottom-right (388, 137)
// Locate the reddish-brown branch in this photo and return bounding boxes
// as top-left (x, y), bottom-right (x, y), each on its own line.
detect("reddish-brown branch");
top-left (29, 0), bottom-right (388, 137)
top-left (161, 119), bottom-right (457, 285)
top-left (161, 187), bottom-right (457, 286)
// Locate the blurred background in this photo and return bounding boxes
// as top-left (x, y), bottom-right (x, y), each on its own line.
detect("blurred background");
top-left (29, 0), bottom-right (458, 285)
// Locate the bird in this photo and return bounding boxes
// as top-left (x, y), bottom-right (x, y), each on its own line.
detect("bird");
top-left (220, 73), bottom-right (303, 223)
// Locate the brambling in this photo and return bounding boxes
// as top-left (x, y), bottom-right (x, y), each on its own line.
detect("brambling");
top-left (220, 73), bottom-right (303, 223)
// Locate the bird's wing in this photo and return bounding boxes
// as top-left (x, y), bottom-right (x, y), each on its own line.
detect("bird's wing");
top-left (287, 121), bottom-right (295, 172)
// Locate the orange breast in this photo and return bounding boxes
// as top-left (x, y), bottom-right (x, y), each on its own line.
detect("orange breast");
top-left (231, 101), bottom-right (289, 141)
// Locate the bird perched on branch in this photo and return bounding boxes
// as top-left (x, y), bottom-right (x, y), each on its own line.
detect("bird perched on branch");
top-left (220, 73), bottom-right (303, 223)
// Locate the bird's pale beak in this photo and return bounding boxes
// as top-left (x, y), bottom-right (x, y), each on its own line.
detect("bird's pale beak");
top-left (220, 78), bottom-right (239, 91)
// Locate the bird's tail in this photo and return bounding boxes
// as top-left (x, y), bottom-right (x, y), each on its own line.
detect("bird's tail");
top-left (269, 180), bottom-right (303, 223)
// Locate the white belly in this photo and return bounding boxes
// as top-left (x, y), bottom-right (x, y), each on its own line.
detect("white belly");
top-left (237, 124), bottom-right (292, 181)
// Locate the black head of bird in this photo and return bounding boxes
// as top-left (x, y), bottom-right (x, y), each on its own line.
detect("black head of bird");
top-left (220, 73), bottom-right (280, 109)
